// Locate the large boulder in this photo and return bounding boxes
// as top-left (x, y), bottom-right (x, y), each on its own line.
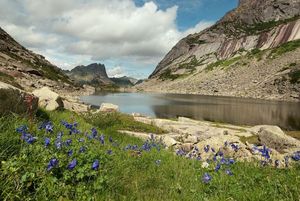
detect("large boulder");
top-left (257, 126), bottom-right (300, 153)
top-left (99, 103), bottom-right (119, 112)
top-left (0, 81), bottom-right (38, 116)
top-left (32, 87), bottom-right (64, 111)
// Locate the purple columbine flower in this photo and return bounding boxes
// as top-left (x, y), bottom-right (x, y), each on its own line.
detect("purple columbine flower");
top-left (67, 159), bottom-right (77, 170)
top-left (67, 149), bottom-right (73, 157)
top-left (204, 145), bottom-right (210, 153)
top-left (99, 135), bottom-right (105, 144)
top-left (55, 140), bottom-right (62, 149)
top-left (25, 134), bottom-right (37, 144)
top-left (228, 158), bottom-right (235, 165)
top-left (225, 169), bottom-right (233, 176)
top-left (79, 146), bottom-right (86, 153)
top-left (92, 159), bottom-right (99, 170)
top-left (91, 128), bottom-right (98, 138)
top-left (65, 139), bottom-right (72, 146)
top-left (202, 173), bottom-right (212, 184)
top-left (291, 151), bottom-right (300, 161)
top-left (45, 123), bottom-right (54, 133)
top-left (231, 144), bottom-right (239, 152)
top-left (47, 158), bottom-right (59, 171)
top-left (220, 157), bottom-right (227, 164)
top-left (215, 163), bottom-right (221, 172)
top-left (45, 137), bottom-right (50, 147)
top-left (57, 132), bottom-right (63, 139)
top-left (16, 125), bottom-right (28, 134)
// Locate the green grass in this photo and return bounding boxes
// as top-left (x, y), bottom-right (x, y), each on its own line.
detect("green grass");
top-left (269, 39), bottom-right (300, 58)
top-left (289, 69), bottom-right (300, 84)
top-left (1, 110), bottom-right (300, 200)
top-left (83, 112), bottom-right (165, 134)
top-left (206, 56), bottom-right (241, 71)
top-left (158, 69), bottom-right (189, 81)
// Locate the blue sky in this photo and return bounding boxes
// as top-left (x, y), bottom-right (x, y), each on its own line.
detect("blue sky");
top-left (0, 0), bottom-right (238, 79)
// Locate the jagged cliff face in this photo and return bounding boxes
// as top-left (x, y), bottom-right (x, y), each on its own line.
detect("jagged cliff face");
top-left (0, 27), bottom-right (73, 91)
top-left (149, 0), bottom-right (300, 78)
top-left (65, 63), bottom-right (114, 87)
top-left (139, 0), bottom-right (300, 101)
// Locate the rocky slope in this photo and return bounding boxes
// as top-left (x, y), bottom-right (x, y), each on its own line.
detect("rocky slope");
top-left (137, 0), bottom-right (300, 101)
top-left (0, 27), bottom-right (78, 93)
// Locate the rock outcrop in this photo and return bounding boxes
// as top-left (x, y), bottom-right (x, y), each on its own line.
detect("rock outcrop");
top-left (137, 0), bottom-right (300, 102)
top-left (98, 103), bottom-right (119, 113)
top-left (0, 81), bottom-right (38, 116)
top-left (32, 87), bottom-right (64, 111)
top-left (120, 115), bottom-right (300, 167)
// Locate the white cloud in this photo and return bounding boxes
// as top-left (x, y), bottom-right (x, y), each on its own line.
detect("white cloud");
top-left (0, 0), bottom-right (214, 77)
top-left (107, 66), bottom-right (125, 78)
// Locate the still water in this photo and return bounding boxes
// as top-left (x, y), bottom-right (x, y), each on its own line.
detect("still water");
top-left (80, 92), bottom-right (300, 130)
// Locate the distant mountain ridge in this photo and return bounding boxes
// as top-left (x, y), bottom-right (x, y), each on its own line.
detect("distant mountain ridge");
top-left (65, 63), bottom-right (140, 88)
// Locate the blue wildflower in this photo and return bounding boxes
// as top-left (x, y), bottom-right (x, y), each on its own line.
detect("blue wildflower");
top-left (215, 163), bottom-right (221, 172)
top-left (57, 132), bottom-right (63, 139)
top-left (79, 146), bottom-right (86, 153)
top-left (107, 150), bottom-right (113, 155)
top-left (22, 134), bottom-right (36, 144)
top-left (204, 145), bottom-right (210, 153)
top-left (67, 150), bottom-right (73, 157)
top-left (220, 157), bottom-right (227, 164)
top-left (194, 146), bottom-right (199, 152)
top-left (176, 149), bottom-right (185, 156)
top-left (291, 151), bottom-right (300, 161)
top-left (92, 159), bottom-right (99, 170)
top-left (67, 159), bottom-right (77, 170)
top-left (65, 139), bottom-right (72, 146)
top-left (202, 173), bottom-right (212, 184)
top-left (99, 135), bottom-right (105, 144)
top-left (109, 136), bottom-right (113, 143)
top-left (259, 146), bottom-right (271, 160)
top-left (231, 144), bottom-right (239, 152)
top-left (45, 137), bottom-right (50, 147)
top-left (91, 128), bottom-right (98, 138)
top-left (16, 125), bottom-right (28, 134)
top-left (228, 158), bottom-right (235, 165)
top-left (55, 140), bottom-right (62, 149)
top-left (225, 169), bottom-right (233, 176)
top-left (196, 156), bottom-right (202, 161)
top-left (47, 158), bottom-right (59, 171)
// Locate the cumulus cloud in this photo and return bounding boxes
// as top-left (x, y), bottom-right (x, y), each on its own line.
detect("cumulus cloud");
top-left (0, 0), bottom-right (214, 77)
top-left (107, 66), bottom-right (125, 78)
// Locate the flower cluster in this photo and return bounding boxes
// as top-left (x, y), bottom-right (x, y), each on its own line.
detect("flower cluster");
top-left (16, 125), bottom-right (37, 144)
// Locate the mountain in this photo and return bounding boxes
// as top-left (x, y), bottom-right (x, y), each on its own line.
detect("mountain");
top-left (110, 76), bottom-right (138, 87)
top-left (138, 0), bottom-right (300, 101)
top-left (64, 63), bottom-right (114, 87)
top-left (0, 27), bottom-right (73, 91)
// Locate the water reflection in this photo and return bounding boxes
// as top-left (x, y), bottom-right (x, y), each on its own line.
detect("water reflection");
top-left (80, 92), bottom-right (300, 130)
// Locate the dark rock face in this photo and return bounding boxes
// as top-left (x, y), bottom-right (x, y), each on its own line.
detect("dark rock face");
top-left (149, 0), bottom-right (300, 79)
top-left (65, 63), bottom-right (114, 86)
